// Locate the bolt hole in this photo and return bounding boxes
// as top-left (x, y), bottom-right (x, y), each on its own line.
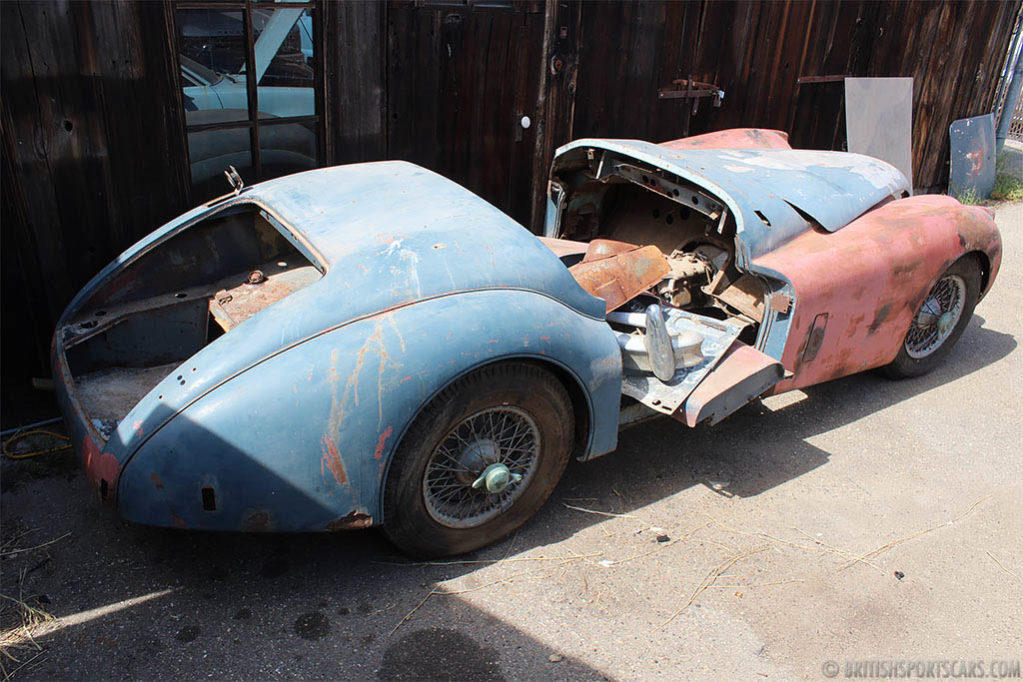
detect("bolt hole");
top-left (666, 213), bottom-right (674, 225)
top-left (158, 395), bottom-right (163, 400)
top-left (201, 486), bottom-right (217, 511)
top-left (175, 292), bottom-right (187, 298)
top-left (691, 195), bottom-right (700, 205)
top-left (641, 175), bottom-right (649, 184)
top-left (672, 188), bottom-right (680, 197)
top-left (652, 208), bottom-right (660, 219)
top-left (63, 119), bottom-right (73, 132)
top-left (94, 310), bottom-right (106, 317)
top-left (80, 320), bottom-right (97, 329)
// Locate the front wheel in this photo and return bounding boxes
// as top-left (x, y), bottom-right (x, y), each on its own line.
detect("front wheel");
top-left (382, 362), bottom-right (574, 557)
top-left (883, 257), bottom-right (981, 379)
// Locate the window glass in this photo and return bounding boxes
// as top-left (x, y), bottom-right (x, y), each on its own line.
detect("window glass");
top-left (178, 9), bottom-right (249, 124)
top-left (177, 2), bottom-right (319, 201)
top-left (188, 128), bottom-right (254, 199)
top-left (251, 6), bottom-right (315, 118)
top-left (258, 120), bottom-right (317, 182)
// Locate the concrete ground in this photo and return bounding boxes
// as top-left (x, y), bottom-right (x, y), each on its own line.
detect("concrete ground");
top-left (2, 203), bottom-right (1021, 680)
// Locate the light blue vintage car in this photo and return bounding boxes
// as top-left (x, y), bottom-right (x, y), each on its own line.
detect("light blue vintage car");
top-left (53, 130), bottom-right (1001, 556)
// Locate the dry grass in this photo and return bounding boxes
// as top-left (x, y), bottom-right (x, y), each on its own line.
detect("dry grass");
top-left (0, 570), bottom-right (55, 680)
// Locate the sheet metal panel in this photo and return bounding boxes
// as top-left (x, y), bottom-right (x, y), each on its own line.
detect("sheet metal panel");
top-left (949, 114), bottom-right (996, 200)
top-left (845, 77), bottom-right (914, 190)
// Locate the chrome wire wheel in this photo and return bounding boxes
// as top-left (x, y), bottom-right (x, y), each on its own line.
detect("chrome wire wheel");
top-left (422, 406), bottom-right (541, 529)
top-left (905, 274), bottom-right (967, 359)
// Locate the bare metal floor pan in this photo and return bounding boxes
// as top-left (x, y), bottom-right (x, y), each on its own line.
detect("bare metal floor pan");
top-left (75, 362), bottom-right (179, 423)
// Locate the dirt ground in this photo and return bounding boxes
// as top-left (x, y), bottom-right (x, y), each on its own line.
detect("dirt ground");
top-left (2, 202), bottom-right (1021, 680)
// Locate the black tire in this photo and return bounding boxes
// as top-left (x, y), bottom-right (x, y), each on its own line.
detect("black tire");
top-left (883, 256), bottom-right (981, 379)
top-left (382, 362), bottom-right (574, 558)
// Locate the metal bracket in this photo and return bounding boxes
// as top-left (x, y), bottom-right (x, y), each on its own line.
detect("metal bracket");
top-left (610, 160), bottom-right (725, 220)
top-left (658, 79), bottom-right (725, 107)
top-left (224, 165), bottom-right (245, 195)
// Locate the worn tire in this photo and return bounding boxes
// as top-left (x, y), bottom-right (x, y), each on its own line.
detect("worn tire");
top-left (382, 362), bottom-right (574, 558)
top-left (883, 256), bottom-right (981, 379)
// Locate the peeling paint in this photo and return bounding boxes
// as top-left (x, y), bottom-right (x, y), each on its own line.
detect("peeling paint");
top-left (374, 426), bottom-right (393, 460)
top-left (325, 510), bottom-right (373, 531)
top-left (320, 436), bottom-right (348, 486)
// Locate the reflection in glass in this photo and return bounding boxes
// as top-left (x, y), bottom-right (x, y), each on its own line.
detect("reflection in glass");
top-left (178, 6), bottom-right (315, 124)
top-left (259, 121), bottom-right (317, 182)
top-left (180, 3), bottom-right (318, 200)
top-left (251, 6), bottom-right (315, 118)
top-left (178, 9), bottom-right (248, 124)
top-left (188, 127), bottom-right (253, 200)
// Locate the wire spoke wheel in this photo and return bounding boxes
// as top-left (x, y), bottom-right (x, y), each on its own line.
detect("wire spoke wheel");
top-left (422, 406), bottom-right (541, 529)
top-left (384, 362), bottom-right (573, 557)
top-left (905, 274), bottom-right (967, 359)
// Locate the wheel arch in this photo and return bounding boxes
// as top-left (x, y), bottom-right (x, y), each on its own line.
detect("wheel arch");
top-left (964, 249), bottom-right (992, 297)
top-left (376, 353), bottom-right (596, 525)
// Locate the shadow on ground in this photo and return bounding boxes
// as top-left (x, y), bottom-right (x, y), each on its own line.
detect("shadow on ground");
top-left (0, 314), bottom-right (1015, 679)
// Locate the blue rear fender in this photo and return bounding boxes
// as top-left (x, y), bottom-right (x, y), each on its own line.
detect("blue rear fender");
top-left (115, 288), bottom-right (622, 532)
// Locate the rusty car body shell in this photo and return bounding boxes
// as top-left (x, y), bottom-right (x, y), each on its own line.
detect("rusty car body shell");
top-left (548, 131), bottom-right (1001, 395)
top-left (52, 129), bottom-right (1001, 534)
top-left (53, 162), bottom-right (622, 532)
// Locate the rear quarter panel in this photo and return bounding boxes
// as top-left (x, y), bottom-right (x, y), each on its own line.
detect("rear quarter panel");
top-left (115, 289), bottom-right (621, 532)
top-left (753, 195), bottom-right (1001, 392)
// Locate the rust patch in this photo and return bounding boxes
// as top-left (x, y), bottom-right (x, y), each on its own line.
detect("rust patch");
top-left (320, 436), bottom-right (348, 486)
top-left (581, 239), bottom-right (642, 262)
top-left (81, 434), bottom-right (121, 506)
top-left (569, 244), bottom-right (669, 312)
top-left (171, 513), bottom-right (187, 529)
top-left (373, 426), bottom-right (393, 460)
top-left (660, 128), bottom-right (792, 151)
top-left (150, 473), bottom-right (164, 491)
top-left (867, 303), bottom-right (892, 336)
top-left (325, 511), bottom-right (373, 531)
top-left (242, 510), bottom-right (271, 532)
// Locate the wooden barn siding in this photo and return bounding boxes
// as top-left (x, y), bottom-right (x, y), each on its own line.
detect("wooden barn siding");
top-left (1, 0), bottom-right (189, 383)
top-left (1, 0), bottom-right (1017, 383)
top-left (324, 0), bottom-right (387, 164)
top-left (384, 2), bottom-right (546, 224)
top-left (570, 0), bottom-right (1021, 191)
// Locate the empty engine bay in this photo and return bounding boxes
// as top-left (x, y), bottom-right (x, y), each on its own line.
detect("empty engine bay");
top-left (550, 151), bottom-right (776, 348)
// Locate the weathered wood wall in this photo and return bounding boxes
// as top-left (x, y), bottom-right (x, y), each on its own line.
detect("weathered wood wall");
top-left (2, 0), bottom-right (1018, 385)
top-left (1, 0), bottom-right (190, 383)
top-left (569, 0), bottom-right (1021, 191)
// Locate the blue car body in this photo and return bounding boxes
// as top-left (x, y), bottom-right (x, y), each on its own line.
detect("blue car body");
top-left (53, 162), bottom-right (622, 531)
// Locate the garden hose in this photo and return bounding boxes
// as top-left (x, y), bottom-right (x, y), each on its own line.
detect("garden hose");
top-left (2, 429), bottom-right (71, 460)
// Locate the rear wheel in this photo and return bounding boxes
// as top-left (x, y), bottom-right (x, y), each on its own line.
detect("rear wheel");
top-left (383, 362), bottom-right (574, 557)
top-left (883, 257), bottom-right (981, 379)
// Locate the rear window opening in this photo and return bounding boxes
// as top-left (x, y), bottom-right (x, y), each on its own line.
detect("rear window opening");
top-left (61, 205), bottom-right (323, 433)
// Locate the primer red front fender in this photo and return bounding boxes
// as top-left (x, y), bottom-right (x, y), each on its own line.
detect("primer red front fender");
top-left (754, 195), bottom-right (1001, 393)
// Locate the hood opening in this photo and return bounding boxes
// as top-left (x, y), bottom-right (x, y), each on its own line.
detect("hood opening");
top-left (59, 205), bottom-right (323, 438)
